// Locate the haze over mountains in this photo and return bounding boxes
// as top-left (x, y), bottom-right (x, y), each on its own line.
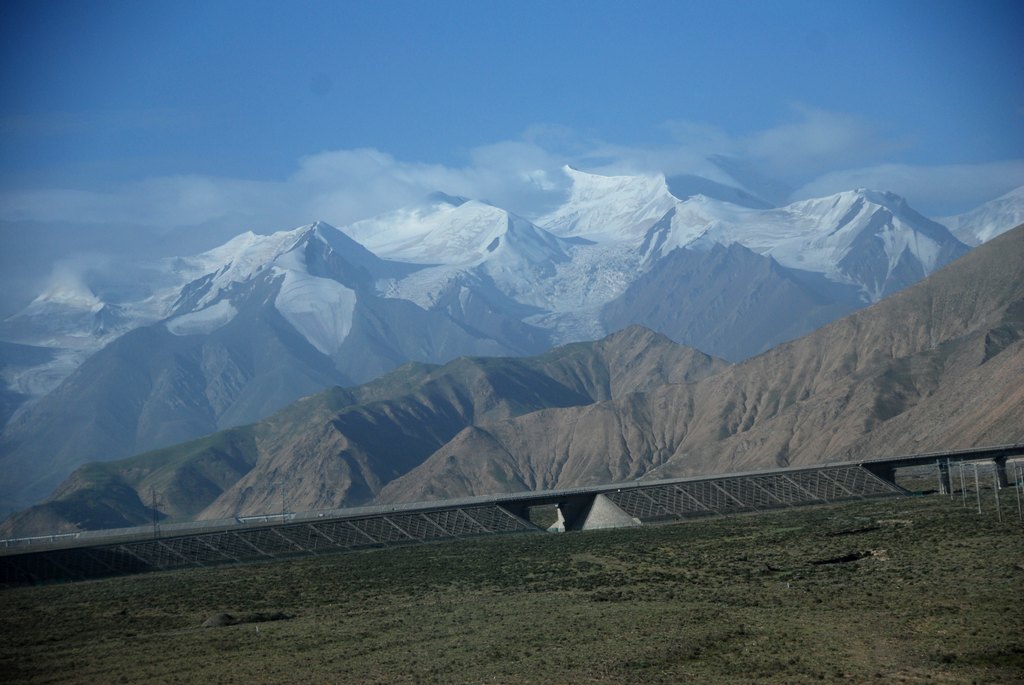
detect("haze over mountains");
top-left (940, 185), bottom-right (1024, 247)
top-left (3, 224), bottom-right (1021, 537)
top-left (0, 167), bottom-right (1021, 521)
top-left (384, 225), bottom-right (1024, 503)
top-left (1, 326), bottom-right (728, 534)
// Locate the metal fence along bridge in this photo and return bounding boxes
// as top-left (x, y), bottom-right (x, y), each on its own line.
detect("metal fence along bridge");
top-left (2, 444), bottom-right (1021, 585)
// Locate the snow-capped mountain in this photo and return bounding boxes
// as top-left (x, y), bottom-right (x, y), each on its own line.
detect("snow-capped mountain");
top-left (344, 192), bottom-right (567, 266)
top-left (0, 273), bottom-right (174, 410)
top-left (163, 221), bottom-right (402, 352)
top-left (939, 186), bottom-right (1024, 247)
top-left (0, 226), bottom-right (333, 375)
top-left (0, 168), bottom-right (1006, 515)
top-left (340, 183), bottom-right (665, 342)
top-left (536, 165), bottom-right (678, 242)
top-left (343, 192), bottom-right (573, 310)
top-left (0, 224), bottom-right (359, 411)
top-left (644, 188), bottom-right (969, 301)
top-left (0, 174), bottom-right (976, 422)
top-left (0, 218), bottom-right (554, 512)
top-left (0, 172), bottom-right (981, 405)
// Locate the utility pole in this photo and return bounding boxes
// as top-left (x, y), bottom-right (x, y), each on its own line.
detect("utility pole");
top-left (973, 463), bottom-right (982, 515)
top-left (992, 466), bottom-right (1002, 523)
top-left (150, 486), bottom-right (161, 537)
top-left (959, 462), bottom-right (967, 508)
top-left (1015, 464), bottom-right (1023, 522)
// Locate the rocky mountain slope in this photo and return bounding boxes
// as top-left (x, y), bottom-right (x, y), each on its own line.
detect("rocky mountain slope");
top-left (0, 171), bottom-right (1006, 516)
top-left (380, 225), bottom-right (1024, 503)
top-left (4, 225), bottom-right (1021, 537)
top-left (0, 223), bottom-right (549, 513)
top-left (642, 189), bottom-right (969, 301)
top-left (601, 241), bottom-right (862, 361)
top-left (1, 326), bottom-right (725, 535)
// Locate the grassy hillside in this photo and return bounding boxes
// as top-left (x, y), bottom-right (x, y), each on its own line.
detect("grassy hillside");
top-left (1, 494), bottom-right (1021, 683)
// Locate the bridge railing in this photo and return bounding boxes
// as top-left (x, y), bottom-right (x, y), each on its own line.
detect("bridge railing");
top-left (5, 447), bottom-right (1022, 555)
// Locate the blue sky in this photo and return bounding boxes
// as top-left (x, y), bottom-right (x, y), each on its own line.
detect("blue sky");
top-left (0, 0), bottom-right (1021, 295)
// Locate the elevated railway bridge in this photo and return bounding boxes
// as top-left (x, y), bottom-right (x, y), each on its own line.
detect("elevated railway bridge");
top-left (2, 443), bottom-right (1021, 585)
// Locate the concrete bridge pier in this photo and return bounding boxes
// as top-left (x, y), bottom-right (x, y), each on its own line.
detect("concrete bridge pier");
top-left (993, 457), bottom-right (1010, 488)
top-left (937, 460), bottom-right (952, 495)
top-left (547, 496), bottom-right (597, 532)
top-left (546, 494), bottom-right (640, 532)
top-left (863, 462), bottom-right (896, 485)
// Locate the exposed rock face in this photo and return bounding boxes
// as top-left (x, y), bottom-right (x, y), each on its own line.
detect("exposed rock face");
top-left (1, 181), bottom-right (988, 518)
top-left (2, 327), bottom-right (725, 534)
top-left (199, 325), bottom-right (726, 519)
top-left (602, 242), bottom-right (862, 361)
top-left (379, 225), bottom-right (1024, 502)
top-left (0, 305), bottom-right (349, 513)
top-left (0, 238), bottom-right (548, 514)
top-left (5, 226), bottom-right (1020, 537)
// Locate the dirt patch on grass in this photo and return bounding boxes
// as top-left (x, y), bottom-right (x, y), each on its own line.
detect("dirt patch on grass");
top-left (201, 611), bottom-right (293, 628)
top-left (810, 550), bottom-right (875, 565)
top-left (826, 525), bottom-right (881, 537)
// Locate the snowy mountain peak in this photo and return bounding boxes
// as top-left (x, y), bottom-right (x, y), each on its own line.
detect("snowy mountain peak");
top-left (853, 187), bottom-right (898, 204)
top-left (164, 220), bottom-right (374, 349)
top-left (940, 185), bottom-right (1024, 246)
top-left (169, 224), bottom-right (310, 311)
top-left (788, 188), bottom-right (899, 217)
top-left (341, 195), bottom-right (567, 269)
top-left (26, 283), bottom-right (103, 311)
top-left (168, 219), bottom-right (389, 318)
top-left (536, 166), bottom-right (677, 242)
top-left (1, 269), bottom-right (134, 352)
top-left (180, 225), bottom-right (307, 283)
top-left (646, 189), bottom-right (967, 301)
top-left (343, 199), bottom-right (501, 264)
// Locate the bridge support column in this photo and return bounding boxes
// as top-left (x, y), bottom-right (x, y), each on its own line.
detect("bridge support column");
top-left (547, 494), bottom-right (641, 532)
top-left (993, 458), bottom-right (1010, 489)
top-left (548, 495), bottom-right (598, 532)
top-left (500, 502), bottom-right (532, 525)
top-left (579, 494), bottom-right (640, 531)
top-left (863, 462), bottom-right (897, 485)
top-left (937, 461), bottom-right (952, 495)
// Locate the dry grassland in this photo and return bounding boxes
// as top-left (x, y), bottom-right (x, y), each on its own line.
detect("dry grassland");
top-left (1, 494), bottom-right (1021, 683)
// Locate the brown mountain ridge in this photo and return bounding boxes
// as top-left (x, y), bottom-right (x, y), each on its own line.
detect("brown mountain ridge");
top-left (2, 326), bottom-right (725, 536)
top-left (3, 226), bottom-right (1022, 537)
top-left (382, 224), bottom-right (1024, 503)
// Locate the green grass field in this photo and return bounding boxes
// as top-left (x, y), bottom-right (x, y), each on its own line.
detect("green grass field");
top-left (1, 494), bottom-right (1021, 683)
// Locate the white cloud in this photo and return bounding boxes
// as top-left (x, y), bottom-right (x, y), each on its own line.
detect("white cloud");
top-left (528, 107), bottom-right (903, 193)
top-left (0, 143), bottom-right (573, 233)
top-left (742, 105), bottom-right (905, 178)
top-left (0, 177), bottom-right (281, 228)
top-left (0, 110), bottom-right (1020, 243)
top-left (2, 115), bottom-right (1021, 318)
top-left (793, 161), bottom-right (1024, 216)
top-left (0, 188), bottom-right (130, 224)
